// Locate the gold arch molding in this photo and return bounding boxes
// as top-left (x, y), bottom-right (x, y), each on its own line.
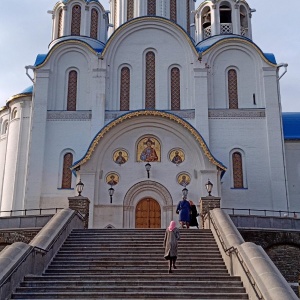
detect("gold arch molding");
top-left (71, 110), bottom-right (227, 171)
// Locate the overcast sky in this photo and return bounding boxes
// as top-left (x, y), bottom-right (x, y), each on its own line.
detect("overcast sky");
top-left (0, 0), bottom-right (299, 111)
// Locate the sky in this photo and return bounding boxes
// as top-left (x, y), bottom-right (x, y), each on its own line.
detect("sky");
top-left (0, 0), bottom-right (299, 111)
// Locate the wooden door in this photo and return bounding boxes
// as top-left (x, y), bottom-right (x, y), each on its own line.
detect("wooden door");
top-left (135, 198), bottom-right (161, 228)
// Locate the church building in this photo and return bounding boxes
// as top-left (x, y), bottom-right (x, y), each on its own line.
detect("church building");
top-left (0, 0), bottom-right (299, 228)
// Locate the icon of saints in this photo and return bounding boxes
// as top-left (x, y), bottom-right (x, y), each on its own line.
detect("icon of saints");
top-left (140, 138), bottom-right (158, 162)
top-left (114, 151), bottom-right (127, 165)
top-left (179, 175), bottom-right (190, 187)
top-left (107, 174), bottom-right (118, 186)
top-left (171, 150), bottom-right (183, 165)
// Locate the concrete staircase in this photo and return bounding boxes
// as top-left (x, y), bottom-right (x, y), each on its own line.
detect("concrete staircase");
top-left (10, 229), bottom-right (249, 299)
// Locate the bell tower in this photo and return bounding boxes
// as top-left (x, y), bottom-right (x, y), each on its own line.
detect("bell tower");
top-left (195, 0), bottom-right (254, 43)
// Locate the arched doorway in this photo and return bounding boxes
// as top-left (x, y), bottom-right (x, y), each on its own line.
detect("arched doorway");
top-left (135, 198), bottom-right (161, 228)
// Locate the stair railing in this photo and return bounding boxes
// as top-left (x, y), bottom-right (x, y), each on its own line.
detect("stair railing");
top-left (207, 211), bottom-right (264, 300)
top-left (0, 208), bottom-right (85, 300)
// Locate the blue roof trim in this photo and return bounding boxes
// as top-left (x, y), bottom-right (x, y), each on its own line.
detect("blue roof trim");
top-left (282, 112), bottom-right (300, 140)
top-left (71, 110), bottom-right (227, 172)
top-left (21, 86), bottom-right (33, 94)
top-left (196, 34), bottom-right (277, 65)
top-left (34, 54), bottom-right (47, 66)
top-left (34, 41), bottom-right (104, 67)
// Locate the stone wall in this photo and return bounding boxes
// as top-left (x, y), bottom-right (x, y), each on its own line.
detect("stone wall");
top-left (239, 228), bottom-right (300, 289)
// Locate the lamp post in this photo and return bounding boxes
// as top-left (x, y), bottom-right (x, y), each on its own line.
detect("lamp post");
top-left (108, 187), bottom-right (115, 204)
top-left (182, 187), bottom-right (188, 198)
top-left (145, 163), bottom-right (151, 178)
top-left (205, 179), bottom-right (213, 196)
top-left (76, 179), bottom-right (84, 196)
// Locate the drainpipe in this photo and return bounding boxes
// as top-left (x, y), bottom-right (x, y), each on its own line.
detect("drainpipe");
top-left (276, 63), bottom-right (290, 212)
top-left (25, 65), bottom-right (36, 83)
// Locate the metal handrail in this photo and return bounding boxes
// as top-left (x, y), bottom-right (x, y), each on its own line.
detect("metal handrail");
top-left (208, 210), bottom-right (264, 300)
top-left (0, 208), bottom-right (64, 217)
top-left (223, 207), bottom-right (300, 218)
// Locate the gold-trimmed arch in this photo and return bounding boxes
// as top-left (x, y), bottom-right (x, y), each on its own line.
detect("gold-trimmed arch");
top-left (101, 17), bottom-right (199, 58)
top-left (201, 38), bottom-right (277, 67)
top-left (71, 110), bottom-right (227, 171)
top-left (35, 40), bottom-right (99, 69)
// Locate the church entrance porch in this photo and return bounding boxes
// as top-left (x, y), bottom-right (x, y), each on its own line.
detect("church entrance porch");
top-left (135, 198), bottom-right (161, 228)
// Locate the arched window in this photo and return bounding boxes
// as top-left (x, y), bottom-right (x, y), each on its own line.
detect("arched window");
top-left (127, 0), bottom-right (134, 20)
top-left (58, 9), bottom-right (63, 38)
top-left (171, 67), bottom-right (180, 110)
top-left (90, 8), bottom-right (98, 39)
top-left (11, 109), bottom-right (17, 119)
top-left (186, 0), bottom-right (190, 34)
top-left (232, 152), bottom-right (243, 188)
top-left (145, 51), bottom-right (156, 109)
top-left (170, 0), bottom-right (177, 22)
top-left (71, 5), bottom-right (81, 35)
top-left (228, 69), bottom-right (238, 109)
top-left (2, 121), bottom-right (8, 135)
top-left (61, 153), bottom-right (73, 189)
top-left (67, 70), bottom-right (78, 111)
top-left (120, 67), bottom-right (130, 111)
top-left (147, 0), bottom-right (156, 16)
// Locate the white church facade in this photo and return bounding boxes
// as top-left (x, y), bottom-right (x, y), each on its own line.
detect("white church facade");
top-left (0, 0), bottom-right (299, 228)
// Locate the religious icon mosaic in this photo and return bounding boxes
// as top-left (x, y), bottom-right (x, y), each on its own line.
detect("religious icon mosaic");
top-left (169, 148), bottom-right (185, 165)
top-left (177, 172), bottom-right (191, 187)
top-left (106, 172), bottom-right (119, 186)
top-left (113, 149), bottom-right (128, 165)
top-left (137, 136), bottom-right (161, 162)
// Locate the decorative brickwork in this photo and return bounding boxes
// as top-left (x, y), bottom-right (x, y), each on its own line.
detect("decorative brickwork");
top-left (145, 51), bottom-right (156, 109)
top-left (120, 67), bottom-right (130, 110)
top-left (67, 70), bottom-right (77, 111)
top-left (71, 5), bottom-right (81, 36)
top-left (232, 152), bottom-right (243, 188)
top-left (186, 0), bottom-right (190, 35)
top-left (62, 153), bottom-right (73, 189)
top-left (127, 0), bottom-right (134, 20)
top-left (147, 0), bottom-right (156, 16)
top-left (90, 8), bottom-right (98, 39)
top-left (228, 69), bottom-right (238, 109)
top-left (68, 196), bottom-right (90, 228)
top-left (171, 67), bottom-right (180, 110)
top-left (48, 111), bottom-right (92, 121)
top-left (58, 9), bottom-right (63, 38)
top-left (170, 0), bottom-right (177, 22)
top-left (209, 109), bottom-right (265, 119)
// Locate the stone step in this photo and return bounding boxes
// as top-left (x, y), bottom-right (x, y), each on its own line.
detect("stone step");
top-left (24, 274), bottom-right (239, 281)
top-left (54, 253), bottom-right (223, 259)
top-left (21, 279), bottom-right (244, 287)
top-left (44, 268), bottom-right (229, 275)
top-left (15, 286), bottom-right (247, 293)
top-left (11, 291), bottom-right (249, 299)
top-left (51, 259), bottom-right (225, 264)
top-left (62, 240), bottom-right (217, 244)
top-left (48, 262), bottom-right (227, 268)
top-left (9, 228), bottom-right (249, 300)
top-left (58, 245), bottom-right (220, 250)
